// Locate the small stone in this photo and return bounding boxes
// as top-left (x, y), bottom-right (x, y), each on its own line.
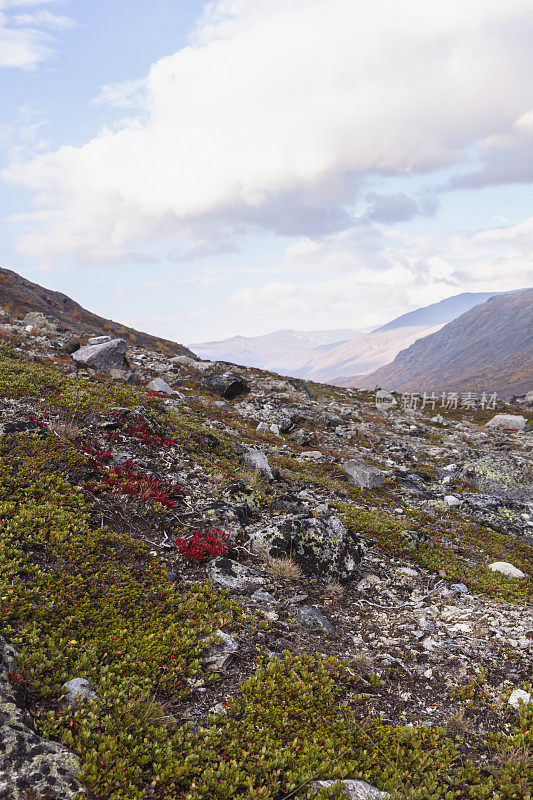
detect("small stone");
top-left (450, 583), bottom-right (469, 594)
top-left (201, 629), bottom-right (239, 672)
top-left (62, 336), bottom-right (80, 354)
top-left (250, 588), bottom-right (276, 604)
top-left (397, 567), bottom-right (419, 577)
top-left (295, 605), bottom-right (335, 633)
top-left (488, 562), bottom-right (526, 579)
top-left (62, 677), bottom-right (99, 707)
top-left (207, 557), bottom-right (268, 593)
top-left (444, 495), bottom-right (461, 507)
top-left (508, 689), bottom-right (532, 709)
top-left (256, 422), bottom-right (269, 433)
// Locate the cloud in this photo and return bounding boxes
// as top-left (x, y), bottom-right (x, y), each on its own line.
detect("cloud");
top-left (447, 110), bottom-right (533, 190)
top-left (5, 0), bottom-right (533, 264)
top-left (363, 192), bottom-right (439, 224)
top-left (0, 0), bottom-right (73, 69)
top-left (232, 219), bottom-right (532, 326)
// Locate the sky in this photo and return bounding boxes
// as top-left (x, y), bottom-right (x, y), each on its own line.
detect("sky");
top-left (0, 0), bottom-right (532, 345)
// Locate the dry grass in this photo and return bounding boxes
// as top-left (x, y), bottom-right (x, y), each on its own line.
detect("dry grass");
top-left (236, 466), bottom-right (267, 489)
top-left (350, 651), bottom-right (375, 676)
top-left (48, 419), bottom-right (85, 441)
top-left (446, 709), bottom-right (475, 737)
top-left (266, 556), bottom-right (302, 581)
top-left (121, 694), bottom-right (173, 728)
top-left (323, 580), bottom-right (344, 604)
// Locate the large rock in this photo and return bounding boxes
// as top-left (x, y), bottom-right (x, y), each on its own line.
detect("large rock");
top-left (202, 372), bottom-right (249, 399)
top-left (0, 636), bottom-right (81, 800)
top-left (72, 338), bottom-right (127, 373)
top-left (22, 312), bottom-right (51, 328)
top-left (250, 513), bottom-right (365, 581)
top-left (146, 377), bottom-right (175, 395)
top-left (488, 562), bottom-right (526, 579)
top-left (343, 458), bottom-right (384, 490)
top-left (207, 557), bottom-right (268, 593)
top-left (460, 453), bottom-right (533, 502)
top-left (486, 414), bottom-right (527, 432)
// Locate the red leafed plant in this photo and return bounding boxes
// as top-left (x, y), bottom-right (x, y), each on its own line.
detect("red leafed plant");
top-left (175, 528), bottom-right (229, 561)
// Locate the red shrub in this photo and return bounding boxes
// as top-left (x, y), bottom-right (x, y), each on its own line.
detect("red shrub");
top-left (175, 528), bottom-right (228, 561)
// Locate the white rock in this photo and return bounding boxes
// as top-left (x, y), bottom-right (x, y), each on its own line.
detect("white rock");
top-left (508, 689), bottom-right (532, 709)
top-left (486, 414), bottom-right (527, 431)
top-left (397, 567), bottom-right (419, 577)
top-left (525, 390), bottom-right (533, 404)
top-left (146, 377), bottom-right (175, 395)
top-left (488, 562), bottom-right (526, 579)
top-left (256, 422), bottom-right (269, 433)
top-left (445, 495), bottom-right (461, 507)
top-left (312, 780), bottom-right (389, 800)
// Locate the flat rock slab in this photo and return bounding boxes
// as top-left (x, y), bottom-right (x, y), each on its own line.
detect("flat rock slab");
top-left (343, 458), bottom-right (384, 489)
top-left (207, 557), bottom-right (268, 593)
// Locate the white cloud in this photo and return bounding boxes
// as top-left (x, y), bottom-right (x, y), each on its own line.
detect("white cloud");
top-left (232, 220), bottom-right (532, 327)
top-left (0, 0), bottom-right (73, 69)
top-left (4, 0), bottom-right (533, 264)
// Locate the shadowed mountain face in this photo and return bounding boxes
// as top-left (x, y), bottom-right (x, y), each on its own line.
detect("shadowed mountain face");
top-left (192, 292), bottom-right (500, 382)
top-left (344, 288), bottom-right (533, 396)
top-left (0, 268), bottom-right (194, 357)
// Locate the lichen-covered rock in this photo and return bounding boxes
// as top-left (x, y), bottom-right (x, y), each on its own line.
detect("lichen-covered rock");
top-left (295, 605), bottom-right (335, 633)
top-left (0, 636), bottom-right (81, 800)
top-left (312, 779), bottom-right (390, 799)
top-left (250, 513), bottom-right (365, 580)
top-left (201, 629), bottom-right (239, 672)
top-left (486, 414), bottom-right (527, 431)
top-left (343, 458), bottom-right (384, 489)
top-left (207, 557), bottom-right (268, 592)
top-left (72, 337), bottom-right (127, 373)
top-left (460, 453), bottom-right (533, 502)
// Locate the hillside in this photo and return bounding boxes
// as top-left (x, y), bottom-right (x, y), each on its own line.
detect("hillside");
top-left (192, 292), bottom-right (500, 383)
top-left (0, 267), bottom-right (194, 358)
top-left (346, 288), bottom-right (533, 396)
top-left (0, 299), bottom-right (531, 800)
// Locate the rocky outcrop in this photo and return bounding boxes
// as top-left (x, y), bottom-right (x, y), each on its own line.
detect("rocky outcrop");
top-left (250, 513), bottom-right (365, 581)
top-left (460, 453), bottom-right (533, 502)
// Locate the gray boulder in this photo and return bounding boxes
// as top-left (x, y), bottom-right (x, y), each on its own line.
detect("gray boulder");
top-left (0, 636), bottom-right (81, 800)
top-left (250, 513), bottom-right (365, 581)
top-left (343, 458), bottom-right (384, 489)
top-left (202, 372), bottom-right (249, 400)
top-left (486, 414), bottom-right (527, 431)
top-left (22, 311), bottom-right (51, 328)
top-left (460, 453), bottom-right (533, 502)
top-left (243, 449), bottom-right (275, 480)
top-left (72, 338), bottom-right (127, 372)
top-left (169, 355), bottom-right (197, 365)
top-left (87, 335), bottom-right (111, 345)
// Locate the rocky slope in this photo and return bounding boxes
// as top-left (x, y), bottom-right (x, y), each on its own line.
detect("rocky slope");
top-left (345, 288), bottom-right (533, 396)
top-left (0, 305), bottom-right (531, 800)
top-left (0, 267), bottom-right (194, 358)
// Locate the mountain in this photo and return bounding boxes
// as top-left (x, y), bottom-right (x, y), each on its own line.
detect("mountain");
top-left (192, 292), bottom-right (500, 382)
top-left (190, 327), bottom-right (365, 373)
top-left (0, 267), bottom-right (194, 357)
top-left (345, 288), bottom-right (533, 396)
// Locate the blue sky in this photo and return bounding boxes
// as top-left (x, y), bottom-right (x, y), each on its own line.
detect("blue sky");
top-left (1, 0), bottom-right (532, 344)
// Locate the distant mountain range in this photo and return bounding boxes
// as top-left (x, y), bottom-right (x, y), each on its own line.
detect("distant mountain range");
top-left (191, 292), bottom-right (502, 382)
top-left (345, 288), bottom-right (533, 396)
top-left (0, 267), bottom-right (194, 358)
